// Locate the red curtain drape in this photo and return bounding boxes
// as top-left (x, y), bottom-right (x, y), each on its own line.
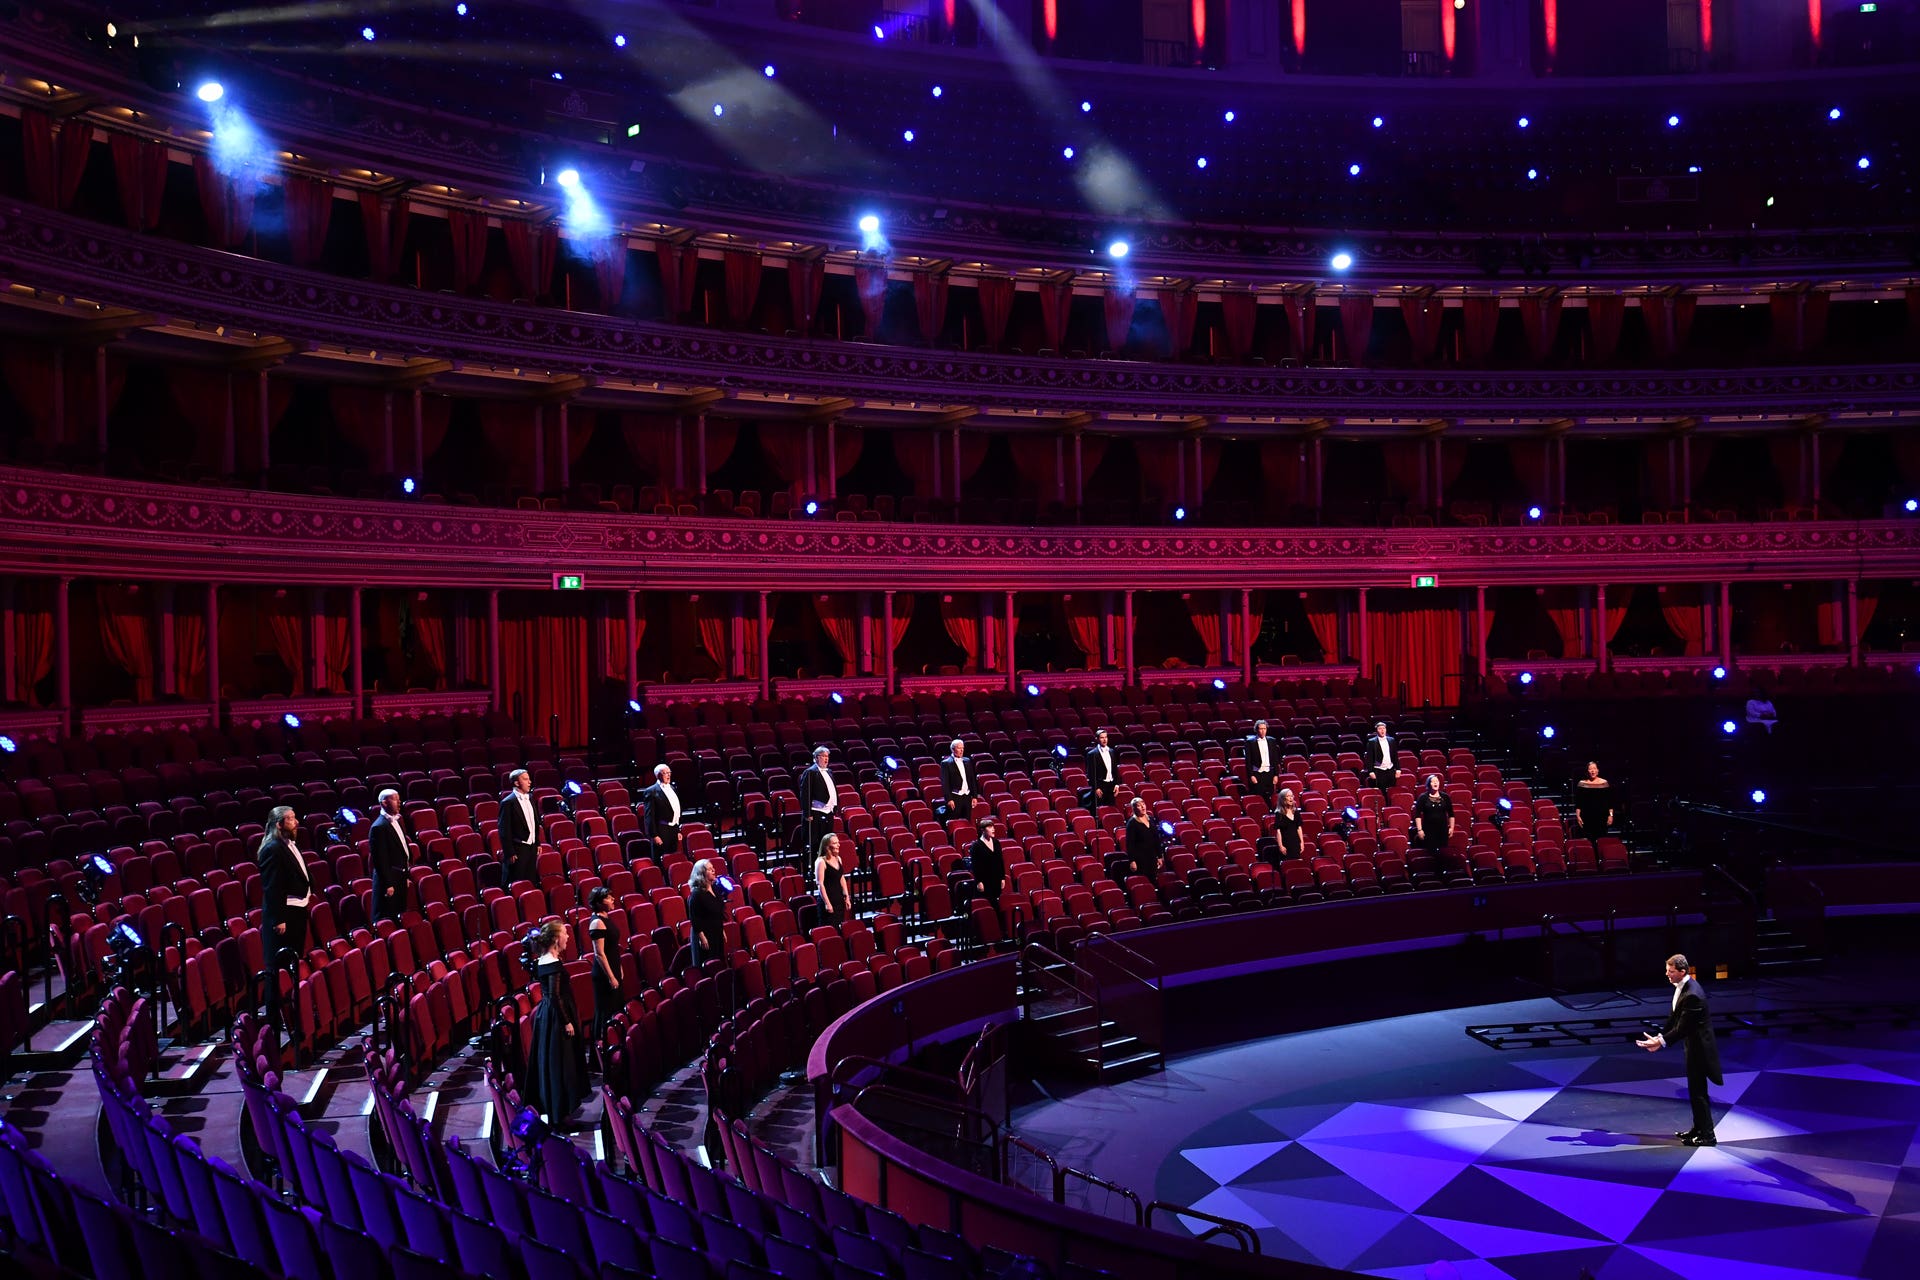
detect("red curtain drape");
top-left (1281, 293), bottom-right (1313, 361)
top-left (502, 221), bottom-right (558, 301)
top-left (97, 585), bottom-right (155, 702)
top-left (1058, 596), bottom-right (1102, 667)
top-left (893, 431), bottom-right (941, 498)
top-left (977, 277), bottom-right (1015, 349)
top-left (722, 248), bottom-right (763, 329)
top-left (358, 193), bottom-right (412, 282)
top-left (815, 596), bottom-right (860, 671)
top-left (865, 594), bottom-right (913, 666)
top-left (1518, 295), bottom-right (1563, 363)
top-left (1660, 587), bottom-right (1707, 657)
top-left (1134, 438), bottom-right (1184, 503)
top-left (654, 241), bottom-right (701, 320)
top-left (476, 402), bottom-right (537, 476)
top-left (175, 603), bottom-right (207, 700)
top-left (599, 604), bottom-right (643, 683)
top-left (448, 209), bottom-right (490, 294)
top-left (168, 367), bottom-right (292, 472)
top-left (192, 153), bottom-right (257, 251)
top-left (1460, 297), bottom-right (1501, 365)
top-left (855, 261), bottom-right (889, 337)
top-left (14, 594), bottom-right (53, 707)
top-left (913, 271), bottom-right (950, 344)
top-left (693, 598), bottom-right (730, 676)
top-left (1007, 436), bottom-right (1061, 500)
top-left (1, 345), bottom-right (127, 447)
top-left (1604, 586), bottom-right (1630, 648)
top-left (1337, 295), bottom-right (1372, 365)
top-left (1367, 602), bottom-right (1462, 707)
top-left (1229, 596), bottom-right (1264, 669)
top-left (1400, 297), bottom-right (1444, 365)
top-left (266, 593), bottom-right (306, 694)
top-left (1382, 440), bottom-right (1428, 506)
top-left (589, 243), bottom-right (630, 312)
top-left (501, 611), bottom-right (589, 744)
top-left (1586, 295), bottom-right (1626, 364)
top-left (1184, 595), bottom-right (1223, 666)
top-left (1260, 440), bottom-right (1307, 508)
top-left (1157, 287), bottom-right (1198, 358)
top-left (109, 133), bottom-right (169, 232)
top-left (758, 423), bottom-right (813, 494)
top-left (941, 596), bottom-right (980, 670)
top-left (324, 603), bottom-right (350, 693)
top-left (330, 387), bottom-right (393, 465)
top-left (1220, 292), bottom-right (1257, 359)
top-left (786, 257), bottom-right (825, 336)
top-left (415, 597), bottom-right (449, 688)
top-left (1768, 291), bottom-right (1830, 358)
top-left (1542, 588), bottom-right (1584, 659)
top-left (1103, 285), bottom-right (1136, 351)
top-left (284, 175), bottom-right (334, 269)
top-left (830, 423), bottom-right (864, 484)
top-left (619, 413), bottom-right (680, 486)
top-left (1641, 294), bottom-right (1697, 360)
top-left (20, 110), bottom-right (93, 211)
top-left (1037, 280), bottom-right (1072, 352)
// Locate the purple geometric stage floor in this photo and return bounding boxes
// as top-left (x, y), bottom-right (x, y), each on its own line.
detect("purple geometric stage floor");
top-left (1011, 974), bottom-right (1920, 1278)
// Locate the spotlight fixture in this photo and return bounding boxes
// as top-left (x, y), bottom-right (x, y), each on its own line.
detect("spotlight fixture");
top-left (882, 755), bottom-right (901, 772)
top-left (1750, 788), bottom-right (1767, 805)
top-left (829, 691), bottom-right (845, 705)
top-left (1372, 116), bottom-right (1384, 128)
top-left (108, 920), bottom-right (148, 963)
top-left (1517, 116), bottom-right (1530, 129)
top-left (362, 26), bottom-right (376, 41)
top-left (1173, 506), bottom-right (1187, 521)
top-left (1722, 720), bottom-right (1738, 734)
top-left (1107, 239), bottom-right (1130, 259)
top-left (1223, 110), bottom-right (1235, 122)
top-left (614, 33), bottom-right (626, 47)
top-left (1025, 683), bottom-right (1042, 697)
top-left (1828, 107), bottom-right (1842, 119)
top-left (1666, 114), bottom-right (1680, 127)
top-left (510, 1106), bottom-right (549, 1144)
top-left (1080, 100), bottom-right (1092, 112)
top-left (764, 64), bottom-right (776, 76)
top-left (1712, 665), bottom-right (1727, 679)
top-left (1330, 251), bottom-right (1354, 271)
top-left (401, 477), bottom-right (416, 494)
top-left (0, 734), bottom-right (14, 753)
top-left (857, 214), bottom-right (881, 235)
top-left (1054, 743), bottom-right (1069, 759)
top-left (336, 806), bottom-right (361, 827)
top-left (1857, 156), bottom-right (1871, 169)
top-left (1348, 163), bottom-right (1362, 176)
top-left (712, 103), bottom-right (724, 117)
top-left (931, 85), bottom-right (942, 97)
top-left (283, 713), bottom-right (301, 729)
top-left (626, 698), bottom-right (643, 713)
top-left (1526, 168), bottom-right (1539, 181)
top-left (873, 24), bottom-right (885, 38)
top-left (457, 3), bottom-right (467, 14)
top-left (554, 168), bottom-right (580, 189)
top-left (1212, 678), bottom-right (1227, 691)
top-left (1062, 146), bottom-right (1075, 159)
top-left (902, 129), bottom-right (915, 142)
top-left (1541, 725), bottom-right (1556, 739)
top-left (196, 81), bottom-right (224, 103)
top-left (1527, 506), bottom-right (1542, 520)
top-left (564, 780), bottom-right (585, 796)
top-left (1195, 156), bottom-right (1208, 169)
top-left (1518, 671), bottom-right (1534, 686)
top-left (1905, 498), bottom-right (1918, 513)
top-left (804, 499), bottom-right (820, 515)
top-left (1158, 820), bottom-right (1176, 836)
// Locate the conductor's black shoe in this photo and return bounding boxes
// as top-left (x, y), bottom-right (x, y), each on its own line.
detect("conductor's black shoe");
top-left (1684, 1133), bottom-right (1717, 1146)
top-left (1673, 1130), bottom-right (1697, 1140)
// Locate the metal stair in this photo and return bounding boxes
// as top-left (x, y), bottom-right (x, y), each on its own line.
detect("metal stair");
top-left (1019, 943), bottom-right (1163, 1083)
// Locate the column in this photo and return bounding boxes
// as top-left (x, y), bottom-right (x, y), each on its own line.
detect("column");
top-left (1122, 590), bottom-right (1135, 686)
top-left (1555, 437), bottom-right (1568, 509)
top-left (1718, 581), bottom-right (1732, 666)
top-left (1808, 431), bottom-right (1822, 509)
top-left (308, 587), bottom-right (328, 693)
top-left (1055, 437), bottom-right (1066, 504)
top-left (857, 593), bottom-right (872, 675)
top-left (381, 391), bottom-right (396, 474)
top-left (531, 405), bottom-right (547, 493)
top-left (951, 425), bottom-right (964, 507)
top-left (487, 589), bottom-right (503, 712)
top-left (556, 402), bottom-right (571, 493)
top-left (1356, 587), bottom-right (1371, 680)
top-left (452, 595), bottom-right (469, 688)
top-left (695, 412), bottom-right (708, 496)
top-left (882, 591), bottom-right (896, 694)
top-left (349, 587), bottom-right (364, 708)
top-left (979, 595), bottom-right (995, 671)
top-left (757, 591), bottom-right (771, 700)
top-left (412, 387), bottom-right (425, 475)
top-left (1846, 579), bottom-right (1859, 668)
top-left (1004, 590), bottom-right (1017, 693)
top-left (1102, 592), bottom-right (1115, 666)
top-left (51, 349), bottom-right (65, 445)
top-left (1, 580), bottom-right (15, 703)
top-left (626, 590), bottom-right (640, 701)
top-left (1666, 438), bottom-right (1679, 509)
top-left (1595, 583), bottom-right (1609, 673)
top-left (1680, 435), bottom-right (1693, 510)
top-left (1432, 436), bottom-right (1446, 510)
top-left (1217, 592), bottom-right (1232, 668)
top-left (673, 417), bottom-right (686, 490)
top-left (220, 373), bottom-right (236, 474)
top-left (1192, 437), bottom-right (1205, 511)
top-left (805, 421), bottom-right (818, 497)
top-left (1311, 437), bottom-right (1325, 518)
top-left (1474, 585), bottom-right (1488, 679)
top-left (94, 346), bottom-right (109, 454)
top-left (826, 420), bottom-right (838, 501)
top-left (158, 584), bottom-right (178, 697)
top-left (1073, 434), bottom-right (1085, 513)
top-left (54, 577), bottom-right (71, 733)
top-left (1175, 440), bottom-right (1187, 510)
top-left (1240, 588), bottom-right (1255, 686)
top-left (205, 583), bottom-right (220, 706)
top-left (729, 596), bottom-right (745, 678)
top-left (257, 370), bottom-right (272, 472)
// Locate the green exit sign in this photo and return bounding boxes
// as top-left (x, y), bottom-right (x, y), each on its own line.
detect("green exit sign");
top-left (552, 573), bottom-right (585, 590)
top-left (1412, 574), bottom-right (1439, 589)
top-left (1860, 3), bottom-right (1877, 12)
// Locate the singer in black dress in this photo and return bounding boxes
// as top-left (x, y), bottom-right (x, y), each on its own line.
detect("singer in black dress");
top-left (1272, 788), bottom-right (1305, 860)
top-left (585, 887), bottom-right (620, 1050)
top-left (522, 921), bottom-right (583, 1123)
top-left (815, 832), bottom-right (850, 926)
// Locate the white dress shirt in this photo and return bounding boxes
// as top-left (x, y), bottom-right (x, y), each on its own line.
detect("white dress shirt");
top-left (287, 843), bottom-right (311, 910)
top-left (1097, 745), bottom-right (1112, 778)
top-left (660, 781), bottom-right (681, 825)
top-left (1372, 736), bottom-right (1393, 767)
top-left (1253, 737), bottom-right (1271, 771)
top-left (513, 790), bottom-right (537, 843)
top-left (811, 766), bottom-right (837, 814)
top-left (951, 759), bottom-right (969, 796)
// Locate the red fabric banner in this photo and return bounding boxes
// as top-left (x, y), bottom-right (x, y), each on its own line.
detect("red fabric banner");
top-left (1367, 600), bottom-right (1463, 707)
top-left (1157, 287), bottom-right (1198, 357)
top-left (1338, 295), bottom-right (1372, 365)
top-left (1037, 280), bottom-right (1072, 352)
top-left (1220, 292), bottom-right (1257, 359)
top-left (358, 193), bottom-right (411, 282)
top-left (501, 221), bottom-right (558, 301)
top-left (722, 248), bottom-right (763, 329)
top-left (786, 257), bottom-right (825, 336)
top-left (913, 271), bottom-right (950, 344)
top-left (447, 209), bottom-right (490, 294)
top-left (977, 277), bottom-right (1015, 349)
top-left (1460, 297), bottom-right (1501, 365)
top-left (109, 133), bottom-right (169, 232)
top-left (193, 154), bottom-right (257, 251)
top-left (1401, 297), bottom-right (1444, 365)
top-left (284, 176), bottom-right (334, 269)
top-left (1103, 285), bottom-right (1136, 352)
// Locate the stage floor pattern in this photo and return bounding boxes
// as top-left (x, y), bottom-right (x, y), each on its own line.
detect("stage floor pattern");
top-left (1010, 978), bottom-right (1920, 1279)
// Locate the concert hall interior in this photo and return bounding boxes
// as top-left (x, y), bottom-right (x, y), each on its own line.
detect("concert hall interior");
top-left (2, 2), bottom-right (1919, 1279)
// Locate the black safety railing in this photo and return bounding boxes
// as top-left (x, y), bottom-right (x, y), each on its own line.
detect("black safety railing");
top-left (1146, 1201), bottom-right (1261, 1253)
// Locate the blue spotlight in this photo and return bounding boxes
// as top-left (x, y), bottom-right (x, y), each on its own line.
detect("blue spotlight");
top-left (1712, 665), bottom-right (1727, 679)
top-left (1518, 671), bottom-right (1534, 685)
top-left (1496, 797), bottom-right (1514, 813)
top-left (1722, 720), bottom-right (1737, 734)
top-left (1666, 114), bottom-right (1680, 127)
top-left (829, 691), bottom-right (845, 705)
top-left (764, 64), bottom-right (776, 77)
top-left (873, 24), bottom-right (885, 39)
top-left (1750, 788), bottom-right (1766, 805)
top-left (1195, 156), bottom-right (1208, 169)
top-left (626, 698), bottom-right (643, 714)
top-left (195, 81), bottom-right (224, 103)
top-left (804, 499), bottom-right (819, 516)
top-left (1348, 163), bottom-right (1362, 176)
top-left (1025, 683), bottom-right (1042, 697)
top-left (564, 780), bottom-right (585, 796)
top-left (1107, 239), bottom-right (1129, 259)
top-left (882, 755), bottom-right (901, 772)
top-left (1517, 116), bottom-right (1530, 129)
top-left (456, 3), bottom-right (467, 13)
top-left (902, 129), bottom-right (915, 143)
top-left (401, 477), bottom-right (416, 494)
top-left (0, 735), bottom-right (15, 753)
top-left (336, 806), bottom-right (362, 826)
top-left (1541, 725), bottom-right (1556, 739)
top-left (1223, 110), bottom-right (1235, 122)
top-left (1211, 678), bottom-right (1227, 691)
top-left (1372, 116), bottom-right (1384, 128)
top-left (1080, 100), bottom-right (1092, 113)
top-left (283, 713), bottom-right (301, 729)
top-left (1828, 107), bottom-right (1842, 120)
top-left (362, 26), bottom-right (376, 41)
top-left (1054, 743), bottom-right (1069, 759)
top-left (1857, 156), bottom-right (1871, 169)
top-left (931, 85), bottom-right (942, 97)
top-left (1527, 506), bottom-right (1542, 520)
top-left (1526, 168), bottom-right (1539, 181)
top-left (551, 72), bottom-right (563, 80)
top-left (614, 34), bottom-right (626, 47)
top-left (1330, 251), bottom-right (1353, 271)
top-left (858, 214), bottom-right (881, 236)
top-left (1062, 146), bottom-right (1075, 160)
top-left (554, 168), bottom-right (580, 189)
top-left (712, 103), bottom-right (724, 117)
top-left (1158, 820), bottom-right (1176, 836)
top-left (1905, 498), bottom-right (1918, 513)
top-left (1173, 506), bottom-right (1187, 521)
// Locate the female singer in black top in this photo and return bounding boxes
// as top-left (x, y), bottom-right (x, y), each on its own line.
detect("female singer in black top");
top-left (1574, 761), bottom-right (1615, 845)
top-left (815, 833), bottom-right (849, 926)
top-left (585, 887), bottom-right (620, 1051)
top-left (687, 858), bottom-right (726, 967)
top-left (1413, 775), bottom-right (1455, 853)
top-left (1124, 797), bottom-right (1164, 879)
top-left (522, 921), bottom-right (583, 1123)
top-left (1272, 787), bottom-right (1304, 860)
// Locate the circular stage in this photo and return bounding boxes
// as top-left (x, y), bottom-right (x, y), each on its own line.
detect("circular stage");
top-left (1011, 974), bottom-right (1920, 1279)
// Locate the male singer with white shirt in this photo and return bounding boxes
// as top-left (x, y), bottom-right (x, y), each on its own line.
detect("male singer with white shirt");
top-left (641, 762), bottom-right (684, 857)
top-left (1085, 727), bottom-right (1118, 812)
top-left (1245, 719), bottom-right (1276, 802)
top-left (498, 768), bottom-right (542, 887)
top-left (802, 746), bottom-right (838, 860)
top-left (1638, 954), bottom-right (1724, 1146)
top-left (941, 738), bottom-right (977, 822)
top-left (1366, 722), bottom-right (1398, 792)
top-left (258, 805), bottom-right (311, 965)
